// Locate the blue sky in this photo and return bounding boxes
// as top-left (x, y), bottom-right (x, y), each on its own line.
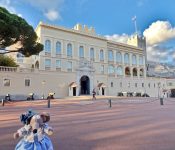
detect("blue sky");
top-left (0, 0), bottom-right (175, 63)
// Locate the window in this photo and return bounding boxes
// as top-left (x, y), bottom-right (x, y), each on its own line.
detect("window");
top-left (142, 83), bottom-right (144, 87)
top-left (56, 60), bottom-right (61, 68)
top-left (168, 82), bottom-right (173, 86)
top-left (140, 68), bottom-right (144, 77)
top-left (148, 83), bottom-right (150, 88)
top-left (4, 78), bottom-right (10, 86)
top-left (67, 43), bottom-right (72, 57)
top-left (116, 52), bottom-right (122, 63)
top-left (132, 55), bottom-right (137, 65)
top-left (79, 46), bottom-right (84, 58)
top-left (139, 56), bottom-right (143, 65)
top-left (17, 53), bottom-right (24, 58)
top-left (108, 65), bottom-right (114, 74)
top-left (133, 68), bottom-right (137, 76)
top-left (25, 79), bottom-right (30, 87)
top-left (125, 67), bottom-right (131, 76)
top-left (135, 83), bottom-right (137, 87)
top-left (100, 49), bottom-right (104, 61)
top-left (111, 82), bottom-right (113, 87)
top-left (56, 41), bottom-right (61, 55)
top-left (45, 40), bottom-right (51, 52)
top-left (108, 50), bottom-right (113, 61)
top-left (124, 53), bottom-right (129, 64)
top-left (67, 61), bottom-right (72, 72)
top-left (120, 82), bottom-right (122, 88)
top-left (154, 83), bottom-right (156, 88)
top-left (45, 59), bottom-right (51, 67)
top-left (90, 48), bottom-right (94, 60)
top-left (128, 82), bottom-right (130, 88)
top-left (116, 66), bottom-right (123, 76)
top-left (101, 65), bottom-right (104, 74)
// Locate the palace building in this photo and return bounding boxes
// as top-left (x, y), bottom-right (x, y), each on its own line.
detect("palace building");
top-left (0, 22), bottom-right (172, 99)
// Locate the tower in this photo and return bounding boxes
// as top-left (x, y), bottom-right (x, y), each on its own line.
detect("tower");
top-left (127, 34), bottom-right (147, 65)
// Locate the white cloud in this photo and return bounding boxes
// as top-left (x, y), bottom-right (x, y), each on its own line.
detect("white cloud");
top-left (44, 10), bottom-right (61, 21)
top-left (143, 21), bottom-right (175, 63)
top-left (172, 52), bottom-right (175, 60)
top-left (143, 21), bottom-right (175, 45)
top-left (25, 0), bottom-right (64, 21)
top-left (0, 0), bottom-right (22, 16)
top-left (105, 34), bottom-right (129, 44)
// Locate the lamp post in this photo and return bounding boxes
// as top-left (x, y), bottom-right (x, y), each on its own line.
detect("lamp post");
top-left (42, 80), bottom-right (46, 99)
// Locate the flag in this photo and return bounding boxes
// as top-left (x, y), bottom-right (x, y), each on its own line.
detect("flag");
top-left (132, 16), bottom-right (136, 21)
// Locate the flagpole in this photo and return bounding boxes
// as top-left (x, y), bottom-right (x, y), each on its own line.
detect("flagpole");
top-left (132, 16), bottom-right (138, 35)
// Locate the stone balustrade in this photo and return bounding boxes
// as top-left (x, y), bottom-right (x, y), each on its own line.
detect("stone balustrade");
top-left (0, 66), bottom-right (17, 72)
top-left (0, 66), bottom-right (36, 73)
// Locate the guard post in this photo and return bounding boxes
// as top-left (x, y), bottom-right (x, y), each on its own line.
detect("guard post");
top-left (160, 97), bottom-right (164, 105)
top-left (108, 99), bottom-right (112, 108)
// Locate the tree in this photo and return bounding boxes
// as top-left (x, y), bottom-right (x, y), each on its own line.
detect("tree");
top-left (0, 55), bottom-right (18, 67)
top-left (0, 7), bottom-right (43, 57)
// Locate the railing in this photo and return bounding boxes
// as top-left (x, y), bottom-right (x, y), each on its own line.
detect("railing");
top-left (0, 66), bottom-right (37, 73)
top-left (0, 66), bottom-right (17, 72)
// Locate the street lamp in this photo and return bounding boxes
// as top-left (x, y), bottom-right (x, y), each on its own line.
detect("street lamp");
top-left (42, 80), bottom-right (46, 99)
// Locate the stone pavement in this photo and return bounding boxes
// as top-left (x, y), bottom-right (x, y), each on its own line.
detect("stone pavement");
top-left (0, 97), bottom-right (175, 150)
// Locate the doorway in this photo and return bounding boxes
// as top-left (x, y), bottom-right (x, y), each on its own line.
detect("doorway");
top-left (102, 87), bottom-right (105, 95)
top-left (80, 76), bottom-right (90, 95)
top-left (73, 87), bottom-right (76, 96)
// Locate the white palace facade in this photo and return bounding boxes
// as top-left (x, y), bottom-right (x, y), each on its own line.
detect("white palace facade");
top-left (0, 22), bottom-right (172, 99)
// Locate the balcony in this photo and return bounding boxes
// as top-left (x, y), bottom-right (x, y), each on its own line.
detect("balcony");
top-left (0, 66), bottom-right (36, 73)
top-left (0, 66), bottom-right (17, 72)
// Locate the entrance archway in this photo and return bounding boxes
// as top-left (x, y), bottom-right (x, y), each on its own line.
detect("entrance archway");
top-left (80, 76), bottom-right (90, 95)
top-left (102, 87), bottom-right (105, 95)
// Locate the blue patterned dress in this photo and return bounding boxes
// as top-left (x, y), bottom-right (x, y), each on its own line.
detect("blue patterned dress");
top-left (15, 124), bottom-right (53, 150)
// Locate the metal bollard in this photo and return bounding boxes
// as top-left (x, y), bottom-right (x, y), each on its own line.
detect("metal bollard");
top-left (2, 99), bottom-right (4, 106)
top-left (108, 99), bottom-right (112, 108)
top-left (160, 98), bottom-right (164, 105)
top-left (48, 98), bottom-right (50, 108)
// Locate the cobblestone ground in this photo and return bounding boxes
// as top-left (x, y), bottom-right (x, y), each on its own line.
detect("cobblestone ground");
top-left (0, 97), bottom-right (175, 150)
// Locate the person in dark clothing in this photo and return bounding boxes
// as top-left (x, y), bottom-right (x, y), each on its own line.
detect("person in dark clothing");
top-left (92, 89), bottom-right (96, 100)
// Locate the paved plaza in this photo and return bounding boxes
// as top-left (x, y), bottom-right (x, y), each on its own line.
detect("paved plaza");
top-left (0, 97), bottom-right (175, 150)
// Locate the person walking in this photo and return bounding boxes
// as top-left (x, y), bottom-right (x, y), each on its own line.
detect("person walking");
top-left (92, 89), bottom-right (96, 100)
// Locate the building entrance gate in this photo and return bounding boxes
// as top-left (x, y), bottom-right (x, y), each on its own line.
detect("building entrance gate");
top-left (80, 76), bottom-right (90, 95)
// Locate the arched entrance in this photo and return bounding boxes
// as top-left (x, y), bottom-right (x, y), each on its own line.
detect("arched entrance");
top-left (102, 87), bottom-right (105, 95)
top-left (80, 76), bottom-right (90, 95)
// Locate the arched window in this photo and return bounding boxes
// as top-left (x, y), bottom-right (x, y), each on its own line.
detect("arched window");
top-left (124, 53), bottom-right (129, 64)
top-left (90, 48), bottom-right (94, 60)
top-left (139, 56), bottom-right (143, 65)
top-left (56, 41), bottom-right (61, 55)
top-left (132, 54), bottom-right (137, 65)
top-left (67, 43), bottom-right (72, 57)
top-left (17, 53), bottom-right (24, 58)
top-left (108, 65), bottom-right (114, 74)
top-left (125, 67), bottom-right (131, 76)
top-left (45, 40), bottom-right (51, 52)
top-left (116, 66), bottom-right (123, 76)
top-left (35, 61), bottom-right (39, 69)
top-left (108, 50), bottom-right (113, 61)
top-left (133, 68), bottom-right (137, 76)
top-left (116, 52), bottom-right (122, 63)
top-left (140, 68), bottom-right (144, 77)
top-left (79, 46), bottom-right (84, 58)
top-left (100, 49), bottom-right (104, 61)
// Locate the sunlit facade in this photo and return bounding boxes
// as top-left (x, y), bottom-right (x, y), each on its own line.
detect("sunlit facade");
top-left (0, 22), bottom-right (170, 98)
